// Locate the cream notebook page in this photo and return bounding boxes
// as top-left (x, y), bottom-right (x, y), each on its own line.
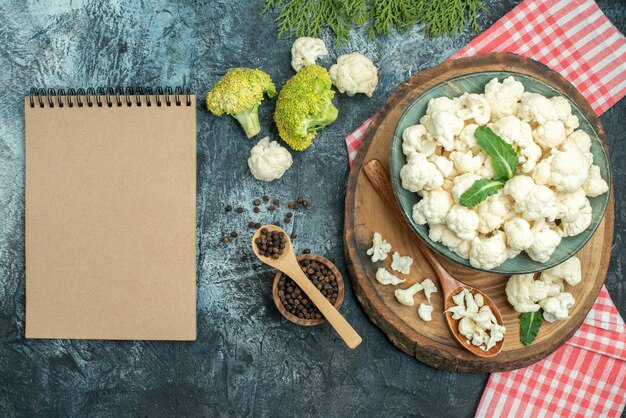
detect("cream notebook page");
top-left (25, 90), bottom-right (196, 340)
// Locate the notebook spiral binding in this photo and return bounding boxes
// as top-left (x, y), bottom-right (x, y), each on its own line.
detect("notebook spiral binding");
top-left (28, 87), bottom-right (193, 108)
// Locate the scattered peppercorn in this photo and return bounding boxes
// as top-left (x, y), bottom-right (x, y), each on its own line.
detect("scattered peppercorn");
top-left (284, 217), bottom-right (291, 224)
top-left (236, 207), bottom-right (244, 213)
top-left (240, 255), bottom-right (247, 262)
top-left (255, 222), bottom-right (262, 228)
top-left (273, 199), bottom-right (280, 206)
top-left (230, 231), bottom-right (238, 238)
top-left (268, 205), bottom-right (275, 212)
top-left (291, 232), bottom-right (298, 239)
top-left (225, 205), bottom-right (232, 212)
top-left (253, 207), bottom-right (260, 213)
top-left (296, 197), bottom-right (303, 204)
top-left (263, 195), bottom-right (270, 202)
top-left (288, 201), bottom-right (296, 209)
top-left (248, 221), bottom-right (256, 228)
top-left (255, 228), bottom-right (286, 259)
top-left (286, 212), bottom-right (293, 218)
top-left (302, 200), bottom-right (309, 207)
top-left (278, 259), bottom-right (339, 320)
top-left (253, 199), bottom-right (261, 206)
top-left (221, 236), bottom-right (229, 243)
top-left (303, 249), bottom-right (311, 254)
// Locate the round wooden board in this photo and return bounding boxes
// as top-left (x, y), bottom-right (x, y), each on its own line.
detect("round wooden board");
top-left (344, 53), bottom-right (614, 373)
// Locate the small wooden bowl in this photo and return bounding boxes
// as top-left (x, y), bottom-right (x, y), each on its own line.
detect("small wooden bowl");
top-left (272, 254), bottom-right (345, 326)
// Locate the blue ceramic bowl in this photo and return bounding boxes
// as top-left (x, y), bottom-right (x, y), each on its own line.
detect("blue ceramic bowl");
top-left (389, 71), bottom-right (611, 275)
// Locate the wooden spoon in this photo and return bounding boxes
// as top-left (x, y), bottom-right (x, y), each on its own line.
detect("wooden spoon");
top-left (251, 226), bottom-right (362, 349)
top-left (363, 159), bottom-right (504, 357)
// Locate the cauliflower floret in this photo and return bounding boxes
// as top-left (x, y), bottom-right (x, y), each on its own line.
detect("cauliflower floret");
top-left (555, 188), bottom-right (587, 222)
top-left (412, 189), bottom-right (453, 225)
top-left (400, 154), bottom-right (444, 193)
top-left (426, 97), bottom-right (459, 115)
top-left (526, 221), bottom-right (562, 262)
top-left (329, 52), bottom-right (378, 97)
top-left (366, 232), bottom-right (392, 262)
top-left (421, 278), bottom-right (437, 303)
top-left (422, 111), bottom-right (465, 151)
top-left (375, 268), bottom-right (406, 285)
top-left (583, 165), bottom-right (609, 197)
top-left (540, 255), bottom-right (582, 287)
top-left (394, 283), bottom-right (423, 306)
top-left (456, 93), bottom-right (491, 125)
top-left (566, 130), bottom-right (592, 153)
top-left (475, 192), bottom-right (512, 234)
top-left (418, 303), bottom-right (434, 322)
top-left (449, 150), bottom-right (483, 174)
top-left (550, 96), bottom-right (579, 135)
top-left (484, 76), bottom-right (524, 120)
top-left (391, 252), bottom-right (414, 275)
top-left (451, 173), bottom-right (482, 203)
top-left (290, 37), bottom-right (328, 72)
top-left (505, 273), bottom-right (561, 312)
top-left (247, 137), bottom-right (293, 181)
top-left (402, 124), bottom-right (437, 158)
top-left (518, 92), bottom-right (559, 125)
top-left (503, 218), bottom-right (534, 251)
top-left (446, 205), bottom-right (480, 241)
top-left (547, 142), bottom-right (592, 192)
top-left (533, 120), bottom-right (567, 149)
top-left (520, 185), bottom-right (557, 221)
top-left (518, 142), bottom-right (542, 173)
top-left (469, 231), bottom-right (508, 270)
top-left (540, 292), bottom-right (575, 322)
top-left (430, 155), bottom-right (455, 178)
top-left (456, 124), bottom-right (479, 152)
top-left (452, 240), bottom-right (472, 259)
top-left (503, 175), bottom-right (535, 205)
top-left (491, 115), bottom-right (533, 147)
top-left (428, 224), bottom-right (472, 259)
top-left (477, 154), bottom-right (496, 178)
top-left (561, 199), bottom-right (592, 237)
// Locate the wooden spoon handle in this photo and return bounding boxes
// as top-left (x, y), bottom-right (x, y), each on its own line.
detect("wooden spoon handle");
top-left (363, 159), bottom-right (460, 295)
top-left (282, 260), bottom-right (362, 349)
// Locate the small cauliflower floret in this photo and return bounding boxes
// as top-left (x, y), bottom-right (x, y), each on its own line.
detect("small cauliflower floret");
top-left (566, 130), bottom-right (592, 153)
top-left (290, 37), bottom-right (328, 72)
top-left (477, 155), bottom-right (496, 178)
top-left (446, 205), bottom-right (480, 241)
top-left (505, 273), bottom-right (561, 313)
top-left (394, 283), bottom-right (423, 306)
top-left (422, 111), bottom-right (465, 151)
top-left (533, 120), bottom-right (567, 149)
top-left (561, 199), bottom-right (592, 237)
top-left (391, 252), bottom-right (414, 275)
top-left (450, 150), bottom-right (483, 174)
top-left (375, 268), bottom-right (406, 285)
top-left (531, 157), bottom-right (552, 185)
top-left (491, 115), bottom-right (533, 147)
top-left (550, 96), bottom-right (579, 135)
top-left (547, 142), bottom-right (592, 192)
top-left (428, 224), bottom-right (469, 259)
top-left (469, 231), bottom-right (508, 270)
top-left (475, 192), bottom-right (512, 234)
top-left (458, 317), bottom-right (475, 340)
top-left (430, 155), bottom-right (455, 178)
top-left (583, 165), bottom-right (609, 197)
top-left (520, 185), bottom-right (557, 221)
top-left (451, 173), bottom-right (482, 203)
top-left (247, 137), bottom-right (293, 181)
top-left (526, 221), bottom-right (562, 263)
top-left (540, 256), bottom-right (582, 287)
top-left (484, 76), bottom-right (525, 120)
top-left (456, 93), bottom-right (491, 125)
top-left (504, 218), bottom-right (534, 251)
top-left (503, 175), bottom-right (535, 205)
top-left (540, 292), bottom-right (575, 322)
top-left (400, 154), bottom-right (444, 193)
top-left (456, 124), bottom-right (479, 152)
top-left (366, 232), bottom-right (392, 262)
top-left (412, 189), bottom-right (453, 225)
top-left (421, 278), bottom-right (437, 303)
top-left (418, 303), bottom-right (434, 322)
top-left (518, 92), bottom-right (559, 125)
top-left (329, 52), bottom-right (378, 97)
top-left (426, 97), bottom-right (459, 115)
top-left (402, 124), bottom-right (437, 158)
top-left (555, 188), bottom-right (587, 222)
top-left (518, 142), bottom-right (542, 174)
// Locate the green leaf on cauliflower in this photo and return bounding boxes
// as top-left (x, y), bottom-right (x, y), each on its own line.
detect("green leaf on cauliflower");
top-left (460, 179), bottom-right (505, 207)
top-left (475, 126), bottom-right (519, 181)
top-left (520, 309), bottom-right (543, 346)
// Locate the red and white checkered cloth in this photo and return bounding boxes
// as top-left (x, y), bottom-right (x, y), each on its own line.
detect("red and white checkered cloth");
top-left (345, 0), bottom-right (626, 416)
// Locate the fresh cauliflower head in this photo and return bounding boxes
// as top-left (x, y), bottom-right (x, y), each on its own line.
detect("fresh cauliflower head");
top-left (456, 93), bottom-right (491, 125)
top-left (484, 76), bottom-right (525, 121)
top-left (526, 222), bottom-right (562, 263)
top-left (329, 52), bottom-right (378, 97)
top-left (402, 124), bottom-right (437, 158)
top-left (503, 218), bottom-right (534, 251)
top-left (400, 153), bottom-right (444, 193)
top-left (412, 189), bottom-right (453, 225)
top-left (518, 92), bottom-right (559, 125)
top-left (533, 120), bottom-right (567, 149)
top-left (547, 142), bottom-right (592, 192)
top-left (520, 185), bottom-right (558, 221)
top-left (422, 111), bottom-right (464, 151)
top-left (446, 205), bottom-right (480, 241)
top-left (469, 231), bottom-right (508, 270)
top-left (291, 37), bottom-right (328, 72)
top-left (247, 137), bottom-right (293, 181)
top-left (505, 273), bottom-right (562, 313)
top-left (540, 292), bottom-right (575, 322)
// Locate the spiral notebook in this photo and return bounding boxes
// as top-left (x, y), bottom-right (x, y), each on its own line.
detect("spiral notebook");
top-left (24, 88), bottom-right (197, 340)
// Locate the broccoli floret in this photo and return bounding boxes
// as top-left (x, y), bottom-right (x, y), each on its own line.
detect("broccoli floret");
top-left (274, 65), bottom-right (338, 151)
top-left (206, 68), bottom-right (276, 138)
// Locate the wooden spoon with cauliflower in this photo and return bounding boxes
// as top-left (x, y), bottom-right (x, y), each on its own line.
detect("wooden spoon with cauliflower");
top-left (364, 159), bottom-right (504, 357)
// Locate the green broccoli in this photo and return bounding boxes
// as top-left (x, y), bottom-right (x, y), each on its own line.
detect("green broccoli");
top-left (274, 65), bottom-right (339, 151)
top-left (206, 68), bottom-right (276, 138)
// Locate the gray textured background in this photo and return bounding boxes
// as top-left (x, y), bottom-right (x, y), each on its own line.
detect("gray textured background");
top-left (0, 0), bottom-right (624, 417)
